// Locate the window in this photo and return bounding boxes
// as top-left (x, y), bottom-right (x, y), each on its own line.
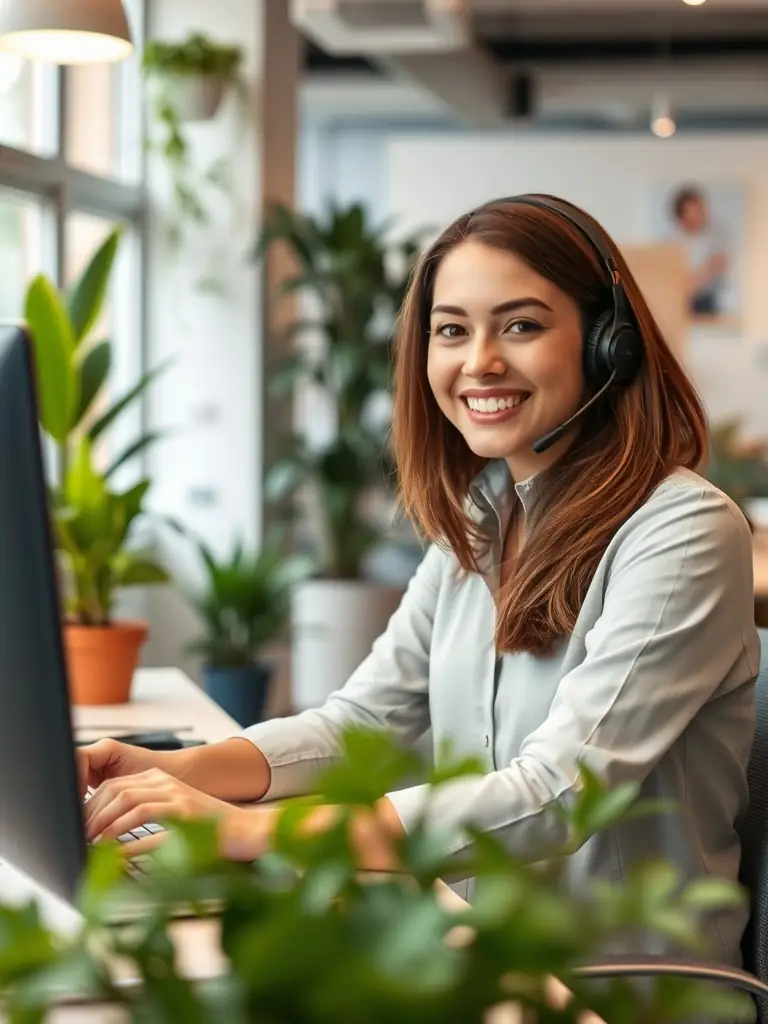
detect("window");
top-left (0, 188), bottom-right (50, 320)
top-left (64, 211), bottom-right (143, 475)
top-left (65, 0), bottom-right (145, 183)
top-left (0, 54), bottom-right (55, 156)
top-left (0, 3), bottom-right (146, 462)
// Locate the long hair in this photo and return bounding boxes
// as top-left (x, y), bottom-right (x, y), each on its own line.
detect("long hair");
top-left (392, 196), bottom-right (708, 655)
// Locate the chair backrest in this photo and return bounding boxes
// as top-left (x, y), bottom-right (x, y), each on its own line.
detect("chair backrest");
top-left (738, 627), bottom-right (768, 1017)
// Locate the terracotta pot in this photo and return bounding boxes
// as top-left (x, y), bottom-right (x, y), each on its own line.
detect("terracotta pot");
top-left (64, 620), bottom-right (148, 706)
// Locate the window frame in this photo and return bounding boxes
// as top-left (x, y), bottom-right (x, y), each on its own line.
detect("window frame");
top-left (0, 0), bottom-right (149, 447)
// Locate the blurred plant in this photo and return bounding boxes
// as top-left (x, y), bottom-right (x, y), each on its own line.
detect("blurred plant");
top-left (52, 438), bottom-right (167, 626)
top-left (142, 33), bottom-right (244, 251)
top-left (183, 532), bottom-right (314, 667)
top-left (24, 227), bottom-right (168, 487)
top-left (705, 418), bottom-right (768, 513)
top-left (254, 200), bottom-right (426, 579)
top-left (0, 729), bottom-right (752, 1023)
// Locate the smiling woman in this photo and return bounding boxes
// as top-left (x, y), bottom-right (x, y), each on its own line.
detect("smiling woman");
top-left (395, 195), bottom-right (702, 652)
top-left (426, 247), bottom-right (584, 478)
top-left (79, 194), bottom-right (759, 978)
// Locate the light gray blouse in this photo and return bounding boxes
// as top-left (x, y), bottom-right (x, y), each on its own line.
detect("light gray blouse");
top-left (242, 461), bottom-right (759, 965)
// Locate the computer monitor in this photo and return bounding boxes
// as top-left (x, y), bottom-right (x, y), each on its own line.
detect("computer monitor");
top-left (0, 324), bottom-right (87, 903)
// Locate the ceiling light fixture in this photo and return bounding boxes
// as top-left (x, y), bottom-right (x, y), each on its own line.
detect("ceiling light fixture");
top-left (0, 0), bottom-right (133, 64)
top-left (682, 0), bottom-right (707, 6)
top-left (650, 94), bottom-right (676, 138)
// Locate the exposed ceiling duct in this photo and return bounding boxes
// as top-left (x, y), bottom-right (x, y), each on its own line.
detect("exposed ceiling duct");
top-left (290, 0), bottom-right (509, 127)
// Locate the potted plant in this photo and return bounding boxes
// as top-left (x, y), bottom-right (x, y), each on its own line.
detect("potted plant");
top-left (254, 200), bottom-right (427, 709)
top-left (183, 534), bottom-right (314, 727)
top-left (53, 439), bottom-right (168, 705)
top-left (24, 226), bottom-right (168, 487)
top-left (142, 33), bottom-right (244, 248)
top-left (0, 729), bottom-right (752, 1022)
top-left (24, 228), bottom-right (170, 705)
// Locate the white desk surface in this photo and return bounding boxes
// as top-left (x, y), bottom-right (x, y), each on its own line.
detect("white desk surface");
top-left (0, 668), bottom-right (599, 1024)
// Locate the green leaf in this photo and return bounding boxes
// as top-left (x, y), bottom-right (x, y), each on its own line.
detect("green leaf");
top-left (579, 781), bottom-right (641, 835)
top-left (115, 557), bottom-right (168, 586)
top-left (24, 275), bottom-right (78, 442)
top-left (73, 340), bottom-right (111, 429)
top-left (644, 975), bottom-right (754, 1022)
top-left (11, 946), bottom-right (112, 1017)
top-left (0, 902), bottom-right (58, 983)
top-left (635, 861), bottom-right (681, 906)
top-left (120, 479), bottom-right (151, 522)
top-left (680, 877), bottom-right (747, 911)
top-left (77, 842), bottom-right (128, 920)
top-left (52, 513), bottom-right (81, 557)
top-left (268, 352), bottom-right (310, 397)
top-left (316, 729), bottom-right (423, 806)
top-left (64, 438), bottom-right (105, 510)
top-left (429, 747), bottom-right (486, 789)
top-left (67, 228), bottom-right (121, 345)
top-left (8, 1003), bottom-right (46, 1024)
top-left (104, 430), bottom-right (167, 477)
top-left (88, 358), bottom-right (172, 442)
top-left (264, 457), bottom-right (308, 502)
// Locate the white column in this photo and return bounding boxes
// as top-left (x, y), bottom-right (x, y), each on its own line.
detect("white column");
top-left (142, 0), bottom-right (299, 692)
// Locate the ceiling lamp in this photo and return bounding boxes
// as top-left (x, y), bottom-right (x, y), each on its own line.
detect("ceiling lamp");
top-left (0, 0), bottom-right (133, 64)
top-left (682, 0), bottom-right (707, 6)
top-left (650, 94), bottom-right (676, 138)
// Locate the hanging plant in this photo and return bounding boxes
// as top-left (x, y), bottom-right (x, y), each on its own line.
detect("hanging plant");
top-left (141, 33), bottom-right (245, 251)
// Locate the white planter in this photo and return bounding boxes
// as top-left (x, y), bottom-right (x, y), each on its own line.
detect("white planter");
top-left (165, 73), bottom-right (228, 121)
top-left (744, 497), bottom-right (768, 530)
top-left (291, 579), bottom-right (404, 711)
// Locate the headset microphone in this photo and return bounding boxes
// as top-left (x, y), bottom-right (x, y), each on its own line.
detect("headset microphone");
top-left (531, 372), bottom-right (616, 454)
top-left (490, 194), bottom-right (645, 458)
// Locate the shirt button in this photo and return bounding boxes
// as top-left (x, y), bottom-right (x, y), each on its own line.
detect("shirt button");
top-left (484, 734), bottom-right (490, 748)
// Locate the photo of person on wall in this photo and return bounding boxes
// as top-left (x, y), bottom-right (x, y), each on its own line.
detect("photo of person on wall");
top-left (650, 180), bottom-right (746, 329)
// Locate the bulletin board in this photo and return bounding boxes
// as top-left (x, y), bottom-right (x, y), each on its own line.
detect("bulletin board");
top-left (620, 242), bottom-right (690, 360)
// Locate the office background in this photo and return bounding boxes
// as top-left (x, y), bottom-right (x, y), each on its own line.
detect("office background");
top-left (3, 0), bottom-right (768, 713)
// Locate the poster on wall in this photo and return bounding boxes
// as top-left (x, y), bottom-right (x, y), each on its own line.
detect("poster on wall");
top-left (647, 181), bottom-right (748, 333)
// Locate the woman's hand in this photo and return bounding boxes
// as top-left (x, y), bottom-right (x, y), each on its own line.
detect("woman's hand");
top-left (84, 769), bottom-right (277, 861)
top-left (77, 736), bottom-right (272, 803)
top-left (85, 768), bottom-right (406, 870)
top-left (77, 739), bottom-right (175, 798)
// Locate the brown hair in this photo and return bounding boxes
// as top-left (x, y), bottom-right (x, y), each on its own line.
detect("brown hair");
top-left (393, 196), bottom-right (708, 656)
top-left (670, 184), bottom-right (705, 222)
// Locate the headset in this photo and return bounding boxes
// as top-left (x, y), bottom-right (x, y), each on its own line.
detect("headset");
top-left (486, 194), bottom-right (645, 454)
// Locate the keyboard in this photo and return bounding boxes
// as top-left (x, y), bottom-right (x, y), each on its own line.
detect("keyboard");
top-left (83, 790), bottom-right (166, 865)
top-left (117, 822), bottom-right (165, 845)
top-left (115, 822), bottom-right (167, 880)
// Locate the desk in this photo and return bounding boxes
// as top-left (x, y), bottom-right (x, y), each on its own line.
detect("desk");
top-left (0, 668), bottom-right (601, 1024)
top-left (72, 667), bottom-right (241, 745)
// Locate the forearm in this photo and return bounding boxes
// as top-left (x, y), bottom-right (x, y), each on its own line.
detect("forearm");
top-left (169, 738), bottom-right (271, 802)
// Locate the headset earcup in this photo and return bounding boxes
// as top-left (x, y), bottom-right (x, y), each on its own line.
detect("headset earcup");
top-left (584, 310), bottom-right (613, 384)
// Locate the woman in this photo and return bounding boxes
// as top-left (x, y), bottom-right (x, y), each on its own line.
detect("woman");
top-left (81, 194), bottom-right (759, 966)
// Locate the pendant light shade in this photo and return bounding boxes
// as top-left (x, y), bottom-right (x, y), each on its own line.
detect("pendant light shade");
top-left (0, 0), bottom-right (133, 64)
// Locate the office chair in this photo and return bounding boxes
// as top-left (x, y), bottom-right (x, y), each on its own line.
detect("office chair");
top-left (571, 628), bottom-right (768, 1017)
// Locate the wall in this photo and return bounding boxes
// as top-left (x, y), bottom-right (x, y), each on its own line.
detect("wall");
top-left (385, 132), bottom-right (768, 438)
top-left (141, 0), bottom-right (263, 675)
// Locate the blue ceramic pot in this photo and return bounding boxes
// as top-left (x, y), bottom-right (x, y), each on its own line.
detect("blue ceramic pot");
top-left (202, 661), bottom-right (272, 728)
